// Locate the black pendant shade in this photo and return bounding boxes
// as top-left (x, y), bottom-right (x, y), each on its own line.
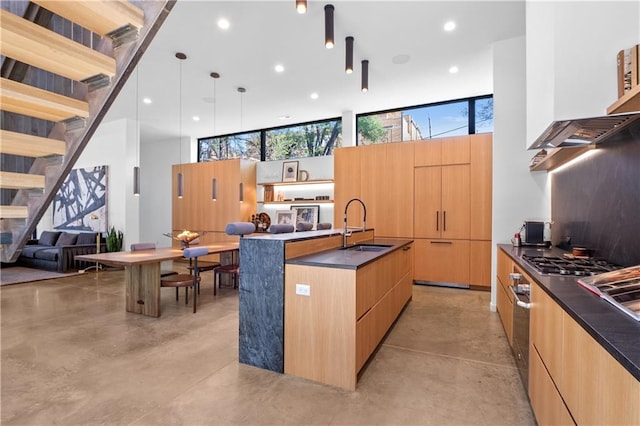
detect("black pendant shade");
top-left (324, 5), bottom-right (334, 49)
top-left (361, 59), bottom-right (369, 92)
top-left (346, 36), bottom-right (354, 74)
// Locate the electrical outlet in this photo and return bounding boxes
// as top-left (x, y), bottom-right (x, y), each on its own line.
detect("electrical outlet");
top-left (295, 284), bottom-right (310, 296)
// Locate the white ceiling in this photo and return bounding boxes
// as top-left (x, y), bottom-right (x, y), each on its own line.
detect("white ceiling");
top-left (104, 0), bottom-right (525, 143)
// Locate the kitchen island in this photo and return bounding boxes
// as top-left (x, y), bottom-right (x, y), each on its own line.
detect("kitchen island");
top-left (497, 244), bottom-right (640, 425)
top-left (284, 238), bottom-right (413, 390)
top-left (238, 229), bottom-right (413, 390)
top-left (238, 229), bottom-right (347, 373)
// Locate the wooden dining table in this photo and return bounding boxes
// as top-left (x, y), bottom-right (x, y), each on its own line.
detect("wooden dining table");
top-left (76, 242), bottom-right (239, 317)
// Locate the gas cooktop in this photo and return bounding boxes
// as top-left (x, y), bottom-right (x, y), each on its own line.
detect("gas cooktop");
top-left (522, 254), bottom-right (622, 277)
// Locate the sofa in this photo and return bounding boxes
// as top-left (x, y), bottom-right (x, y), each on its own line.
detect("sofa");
top-left (18, 230), bottom-right (107, 272)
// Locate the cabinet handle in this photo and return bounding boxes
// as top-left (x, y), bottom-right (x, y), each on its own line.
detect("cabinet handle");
top-left (436, 211), bottom-right (439, 231)
top-left (443, 211), bottom-right (447, 231)
top-left (430, 241), bottom-right (452, 245)
top-left (403, 246), bottom-right (412, 251)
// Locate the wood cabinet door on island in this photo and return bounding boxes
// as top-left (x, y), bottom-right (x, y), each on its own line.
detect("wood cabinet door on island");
top-left (284, 244), bottom-right (413, 390)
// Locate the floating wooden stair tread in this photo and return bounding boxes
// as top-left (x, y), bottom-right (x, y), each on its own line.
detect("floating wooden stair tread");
top-left (0, 171), bottom-right (45, 190)
top-left (31, 0), bottom-right (145, 37)
top-left (0, 77), bottom-right (89, 122)
top-left (0, 8), bottom-right (116, 82)
top-left (0, 130), bottom-right (66, 157)
top-left (0, 206), bottom-right (29, 219)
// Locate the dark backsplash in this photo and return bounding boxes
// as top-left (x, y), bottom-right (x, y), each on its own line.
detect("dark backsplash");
top-left (552, 123), bottom-right (640, 267)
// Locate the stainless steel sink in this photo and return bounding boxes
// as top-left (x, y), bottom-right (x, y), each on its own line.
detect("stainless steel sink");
top-left (342, 244), bottom-right (392, 252)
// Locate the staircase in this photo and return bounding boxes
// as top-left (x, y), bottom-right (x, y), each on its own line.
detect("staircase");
top-left (0, 0), bottom-right (175, 263)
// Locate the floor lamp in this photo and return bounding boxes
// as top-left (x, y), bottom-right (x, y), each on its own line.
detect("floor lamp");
top-left (81, 214), bottom-right (102, 273)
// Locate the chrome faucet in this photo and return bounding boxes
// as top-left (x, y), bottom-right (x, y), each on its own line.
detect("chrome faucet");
top-left (343, 198), bottom-right (367, 248)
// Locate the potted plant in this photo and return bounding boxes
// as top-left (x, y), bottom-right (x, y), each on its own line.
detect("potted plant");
top-left (106, 226), bottom-right (123, 252)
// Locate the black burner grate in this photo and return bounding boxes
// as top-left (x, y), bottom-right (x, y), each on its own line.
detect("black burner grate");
top-left (522, 254), bottom-right (622, 277)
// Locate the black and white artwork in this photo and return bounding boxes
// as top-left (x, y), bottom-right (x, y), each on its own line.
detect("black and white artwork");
top-left (53, 165), bottom-right (108, 232)
top-left (291, 205), bottom-right (320, 230)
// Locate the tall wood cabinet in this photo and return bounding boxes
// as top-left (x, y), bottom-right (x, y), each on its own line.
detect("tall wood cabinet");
top-left (334, 134), bottom-right (493, 288)
top-left (334, 142), bottom-right (414, 238)
top-left (172, 159), bottom-right (256, 244)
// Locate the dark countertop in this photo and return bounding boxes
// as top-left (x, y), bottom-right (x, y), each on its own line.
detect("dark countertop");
top-left (286, 238), bottom-right (413, 270)
top-left (498, 244), bottom-right (640, 381)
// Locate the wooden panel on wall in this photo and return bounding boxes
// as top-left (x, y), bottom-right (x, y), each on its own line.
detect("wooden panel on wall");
top-left (469, 240), bottom-right (491, 288)
top-left (441, 135), bottom-right (470, 165)
top-left (414, 166), bottom-right (441, 239)
top-left (470, 134), bottom-right (493, 240)
top-left (377, 142), bottom-right (414, 238)
top-left (172, 160), bottom-right (256, 234)
top-left (359, 144), bottom-right (384, 232)
top-left (414, 139), bottom-right (441, 167)
top-left (441, 164), bottom-right (470, 239)
top-left (334, 147), bottom-right (362, 227)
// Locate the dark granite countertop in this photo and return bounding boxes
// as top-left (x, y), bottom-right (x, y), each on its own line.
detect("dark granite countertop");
top-left (498, 244), bottom-right (640, 381)
top-left (286, 238), bottom-right (413, 270)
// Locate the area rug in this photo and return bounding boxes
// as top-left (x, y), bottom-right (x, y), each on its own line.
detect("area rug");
top-left (0, 266), bottom-right (80, 286)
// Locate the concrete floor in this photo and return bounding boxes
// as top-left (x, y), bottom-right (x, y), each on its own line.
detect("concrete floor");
top-left (1, 267), bottom-right (535, 425)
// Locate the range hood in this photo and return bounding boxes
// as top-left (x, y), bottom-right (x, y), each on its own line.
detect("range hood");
top-left (528, 111), bottom-right (640, 150)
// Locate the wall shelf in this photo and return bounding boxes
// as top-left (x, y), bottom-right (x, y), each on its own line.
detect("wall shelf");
top-left (257, 179), bottom-right (334, 187)
top-left (529, 146), bottom-right (594, 172)
top-left (258, 200), bottom-right (334, 205)
top-left (607, 85), bottom-right (640, 114)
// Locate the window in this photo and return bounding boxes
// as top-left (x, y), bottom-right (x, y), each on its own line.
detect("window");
top-left (357, 95), bottom-right (492, 145)
top-left (265, 118), bottom-right (342, 161)
top-left (198, 118), bottom-right (341, 162)
top-left (198, 131), bottom-right (261, 162)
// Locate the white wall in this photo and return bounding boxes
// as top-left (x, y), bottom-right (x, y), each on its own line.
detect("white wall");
top-left (138, 136), bottom-right (185, 247)
top-left (526, 1), bottom-right (640, 143)
top-left (492, 35), bottom-right (550, 310)
top-left (40, 118), bottom-right (139, 248)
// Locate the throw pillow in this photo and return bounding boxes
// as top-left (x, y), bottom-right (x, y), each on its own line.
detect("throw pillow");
top-left (76, 232), bottom-right (98, 245)
top-left (39, 231), bottom-right (61, 246)
top-left (56, 232), bottom-right (78, 247)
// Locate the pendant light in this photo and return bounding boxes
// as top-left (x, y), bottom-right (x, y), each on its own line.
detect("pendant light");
top-left (133, 67), bottom-right (140, 196)
top-left (324, 5), bottom-right (334, 49)
top-left (237, 87), bottom-right (246, 203)
top-left (345, 36), bottom-right (354, 74)
top-left (361, 59), bottom-right (369, 93)
top-left (176, 52), bottom-right (186, 199)
top-left (296, 0), bottom-right (307, 14)
top-left (211, 72), bottom-right (220, 201)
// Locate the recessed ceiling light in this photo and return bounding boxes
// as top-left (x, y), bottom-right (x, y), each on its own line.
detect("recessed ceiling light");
top-left (449, 66), bottom-right (459, 74)
top-left (143, 97), bottom-right (152, 104)
top-left (217, 18), bottom-right (230, 30)
top-left (275, 64), bottom-right (285, 73)
top-left (444, 21), bottom-right (456, 32)
top-left (193, 116), bottom-right (200, 121)
top-left (391, 54), bottom-right (410, 65)
top-left (310, 92), bottom-right (319, 100)
top-left (279, 115), bottom-right (291, 120)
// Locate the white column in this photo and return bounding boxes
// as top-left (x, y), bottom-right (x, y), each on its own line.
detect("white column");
top-left (341, 110), bottom-right (356, 147)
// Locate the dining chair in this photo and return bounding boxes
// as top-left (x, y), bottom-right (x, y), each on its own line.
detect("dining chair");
top-left (130, 242), bottom-right (178, 278)
top-left (213, 222), bottom-right (255, 296)
top-left (160, 246), bottom-right (209, 313)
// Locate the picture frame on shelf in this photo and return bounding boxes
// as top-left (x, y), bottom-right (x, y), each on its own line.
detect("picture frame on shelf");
top-left (291, 205), bottom-right (320, 230)
top-left (275, 210), bottom-right (296, 227)
top-left (282, 161), bottom-right (299, 182)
